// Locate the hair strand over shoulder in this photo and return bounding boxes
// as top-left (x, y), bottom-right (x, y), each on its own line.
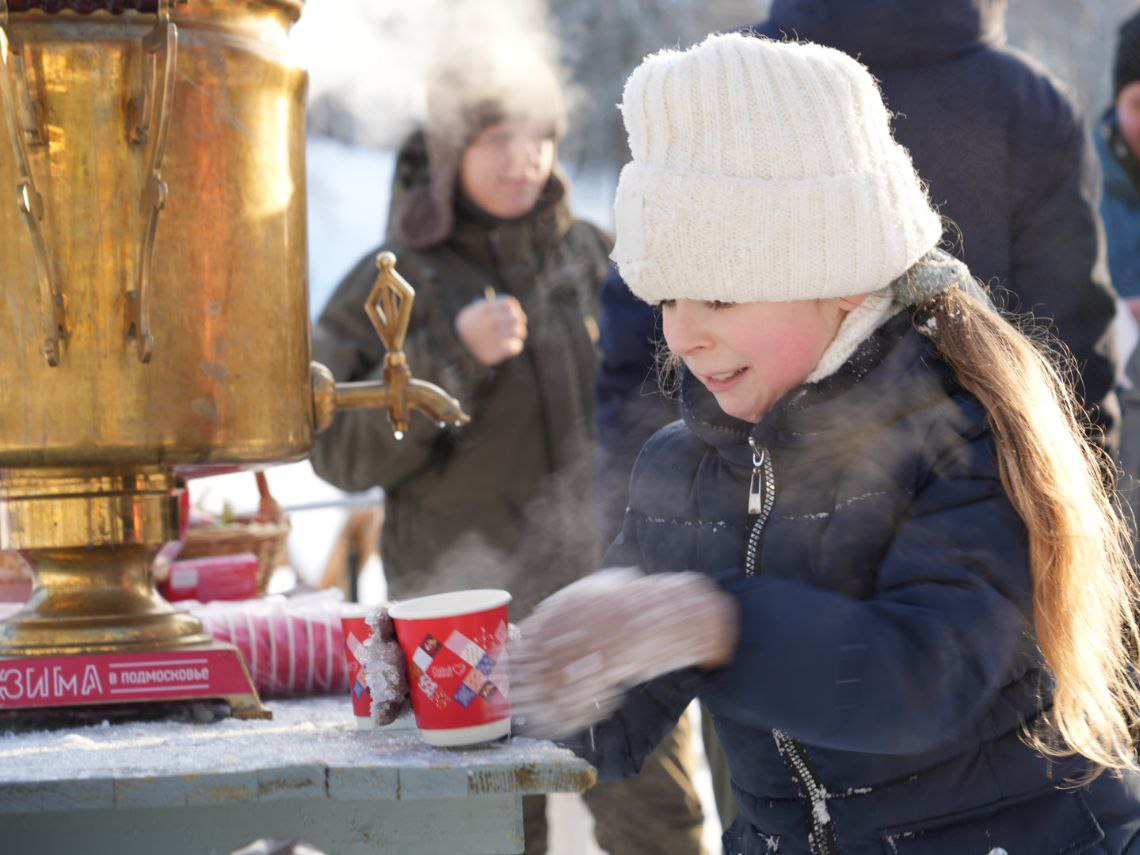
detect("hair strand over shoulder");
top-left (917, 286), bottom-right (1140, 777)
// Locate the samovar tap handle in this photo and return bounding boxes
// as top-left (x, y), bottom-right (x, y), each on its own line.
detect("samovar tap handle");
top-left (0, 0), bottom-right (66, 367)
top-left (126, 0), bottom-right (178, 364)
top-left (365, 251), bottom-right (415, 434)
top-left (309, 252), bottom-right (471, 437)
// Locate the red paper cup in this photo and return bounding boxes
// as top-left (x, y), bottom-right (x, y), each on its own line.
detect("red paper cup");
top-left (389, 589), bottom-right (511, 747)
top-left (341, 614), bottom-right (374, 729)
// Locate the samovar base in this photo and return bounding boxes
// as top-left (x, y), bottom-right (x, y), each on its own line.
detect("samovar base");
top-left (0, 469), bottom-right (269, 719)
top-left (0, 616), bottom-right (210, 655)
top-left (0, 540), bottom-right (214, 655)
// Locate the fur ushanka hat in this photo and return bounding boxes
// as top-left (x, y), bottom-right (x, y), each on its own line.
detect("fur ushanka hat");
top-left (395, 46), bottom-right (568, 249)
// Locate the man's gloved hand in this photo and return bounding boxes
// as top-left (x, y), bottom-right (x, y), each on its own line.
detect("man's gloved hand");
top-left (510, 568), bottom-right (739, 739)
top-left (455, 293), bottom-right (528, 365)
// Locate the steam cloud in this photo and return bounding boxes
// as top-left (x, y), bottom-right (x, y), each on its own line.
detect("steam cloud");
top-left (290, 0), bottom-right (570, 149)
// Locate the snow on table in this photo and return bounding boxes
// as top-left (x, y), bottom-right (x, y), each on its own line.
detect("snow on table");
top-left (0, 695), bottom-right (594, 854)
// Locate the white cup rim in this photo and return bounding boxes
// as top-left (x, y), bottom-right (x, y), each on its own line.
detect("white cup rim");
top-left (388, 589), bottom-right (511, 621)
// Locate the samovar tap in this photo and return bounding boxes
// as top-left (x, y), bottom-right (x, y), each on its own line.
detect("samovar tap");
top-left (310, 251), bottom-right (471, 437)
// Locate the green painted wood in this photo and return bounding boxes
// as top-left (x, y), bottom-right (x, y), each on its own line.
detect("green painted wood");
top-left (326, 763), bottom-right (400, 801)
top-left (0, 696), bottom-right (593, 854)
top-left (3, 794), bottom-right (526, 854)
top-left (0, 696), bottom-right (593, 813)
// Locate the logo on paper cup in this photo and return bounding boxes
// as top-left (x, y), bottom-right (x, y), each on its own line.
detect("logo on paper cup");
top-left (430, 662), bottom-right (467, 680)
top-left (341, 616), bottom-right (374, 720)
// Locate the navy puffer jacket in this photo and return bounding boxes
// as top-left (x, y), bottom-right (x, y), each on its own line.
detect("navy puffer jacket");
top-left (576, 313), bottom-right (1140, 853)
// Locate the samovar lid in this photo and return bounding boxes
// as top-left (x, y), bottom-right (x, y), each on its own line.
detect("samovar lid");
top-left (6, 1), bottom-right (304, 13)
top-left (7, 1), bottom-right (160, 11)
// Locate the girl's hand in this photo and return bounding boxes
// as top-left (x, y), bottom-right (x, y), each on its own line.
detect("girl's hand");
top-left (455, 294), bottom-right (528, 365)
top-left (509, 569), bottom-right (739, 739)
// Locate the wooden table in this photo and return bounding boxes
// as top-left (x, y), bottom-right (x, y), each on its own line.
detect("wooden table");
top-left (0, 696), bottom-right (596, 854)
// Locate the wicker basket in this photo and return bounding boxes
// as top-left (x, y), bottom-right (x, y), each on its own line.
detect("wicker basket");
top-left (178, 471), bottom-right (290, 595)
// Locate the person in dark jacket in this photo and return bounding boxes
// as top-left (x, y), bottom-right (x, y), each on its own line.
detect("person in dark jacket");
top-left (1097, 10), bottom-right (1140, 505)
top-left (310, 43), bottom-right (705, 855)
top-left (514, 34), bottom-right (1140, 853)
top-left (595, 0), bottom-right (1122, 550)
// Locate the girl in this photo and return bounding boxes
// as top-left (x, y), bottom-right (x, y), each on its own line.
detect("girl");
top-left (510, 33), bottom-right (1140, 853)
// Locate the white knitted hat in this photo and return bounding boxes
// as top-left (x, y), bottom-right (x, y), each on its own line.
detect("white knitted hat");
top-left (612, 33), bottom-right (944, 305)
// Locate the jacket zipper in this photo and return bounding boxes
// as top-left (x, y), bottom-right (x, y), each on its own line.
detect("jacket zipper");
top-left (743, 440), bottom-right (837, 853)
top-left (772, 730), bottom-right (839, 855)
top-left (744, 437), bottom-right (775, 576)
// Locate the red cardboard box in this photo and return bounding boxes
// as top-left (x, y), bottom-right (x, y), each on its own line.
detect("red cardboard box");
top-left (160, 552), bottom-right (260, 603)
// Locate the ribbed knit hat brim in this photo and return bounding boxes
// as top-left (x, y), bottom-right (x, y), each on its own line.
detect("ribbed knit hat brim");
top-left (612, 33), bottom-right (943, 305)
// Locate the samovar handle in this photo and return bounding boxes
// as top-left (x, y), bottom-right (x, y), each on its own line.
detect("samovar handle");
top-left (311, 252), bottom-right (471, 438)
top-left (0, 0), bottom-right (66, 367)
top-left (127, 0), bottom-right (178, 364)
top-left (1, 0), bottom-right (180, 366)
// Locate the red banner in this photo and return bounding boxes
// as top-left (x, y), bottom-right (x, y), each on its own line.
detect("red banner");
top-left (0, 649), bottom-right (255, 709)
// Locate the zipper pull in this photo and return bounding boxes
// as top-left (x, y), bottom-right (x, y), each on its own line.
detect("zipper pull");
top-left (748, 437), bottom-right (765, 515)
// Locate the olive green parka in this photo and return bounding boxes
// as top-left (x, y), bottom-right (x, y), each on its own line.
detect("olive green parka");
top-left (311, 133), bottom-right (612, 617)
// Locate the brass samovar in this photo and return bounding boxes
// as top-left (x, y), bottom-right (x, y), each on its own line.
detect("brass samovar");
top-left (0, 0), bottom-right (465, 717)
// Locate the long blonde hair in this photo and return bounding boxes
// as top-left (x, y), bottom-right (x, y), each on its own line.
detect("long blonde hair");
top-left (917, 286), bottom-right (1140, 774)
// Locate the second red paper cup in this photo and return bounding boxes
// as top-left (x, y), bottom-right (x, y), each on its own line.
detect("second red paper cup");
top-left (341, 613), bottom-right (373, 728)
top-left (389, 589), bottom-right (511, 747)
